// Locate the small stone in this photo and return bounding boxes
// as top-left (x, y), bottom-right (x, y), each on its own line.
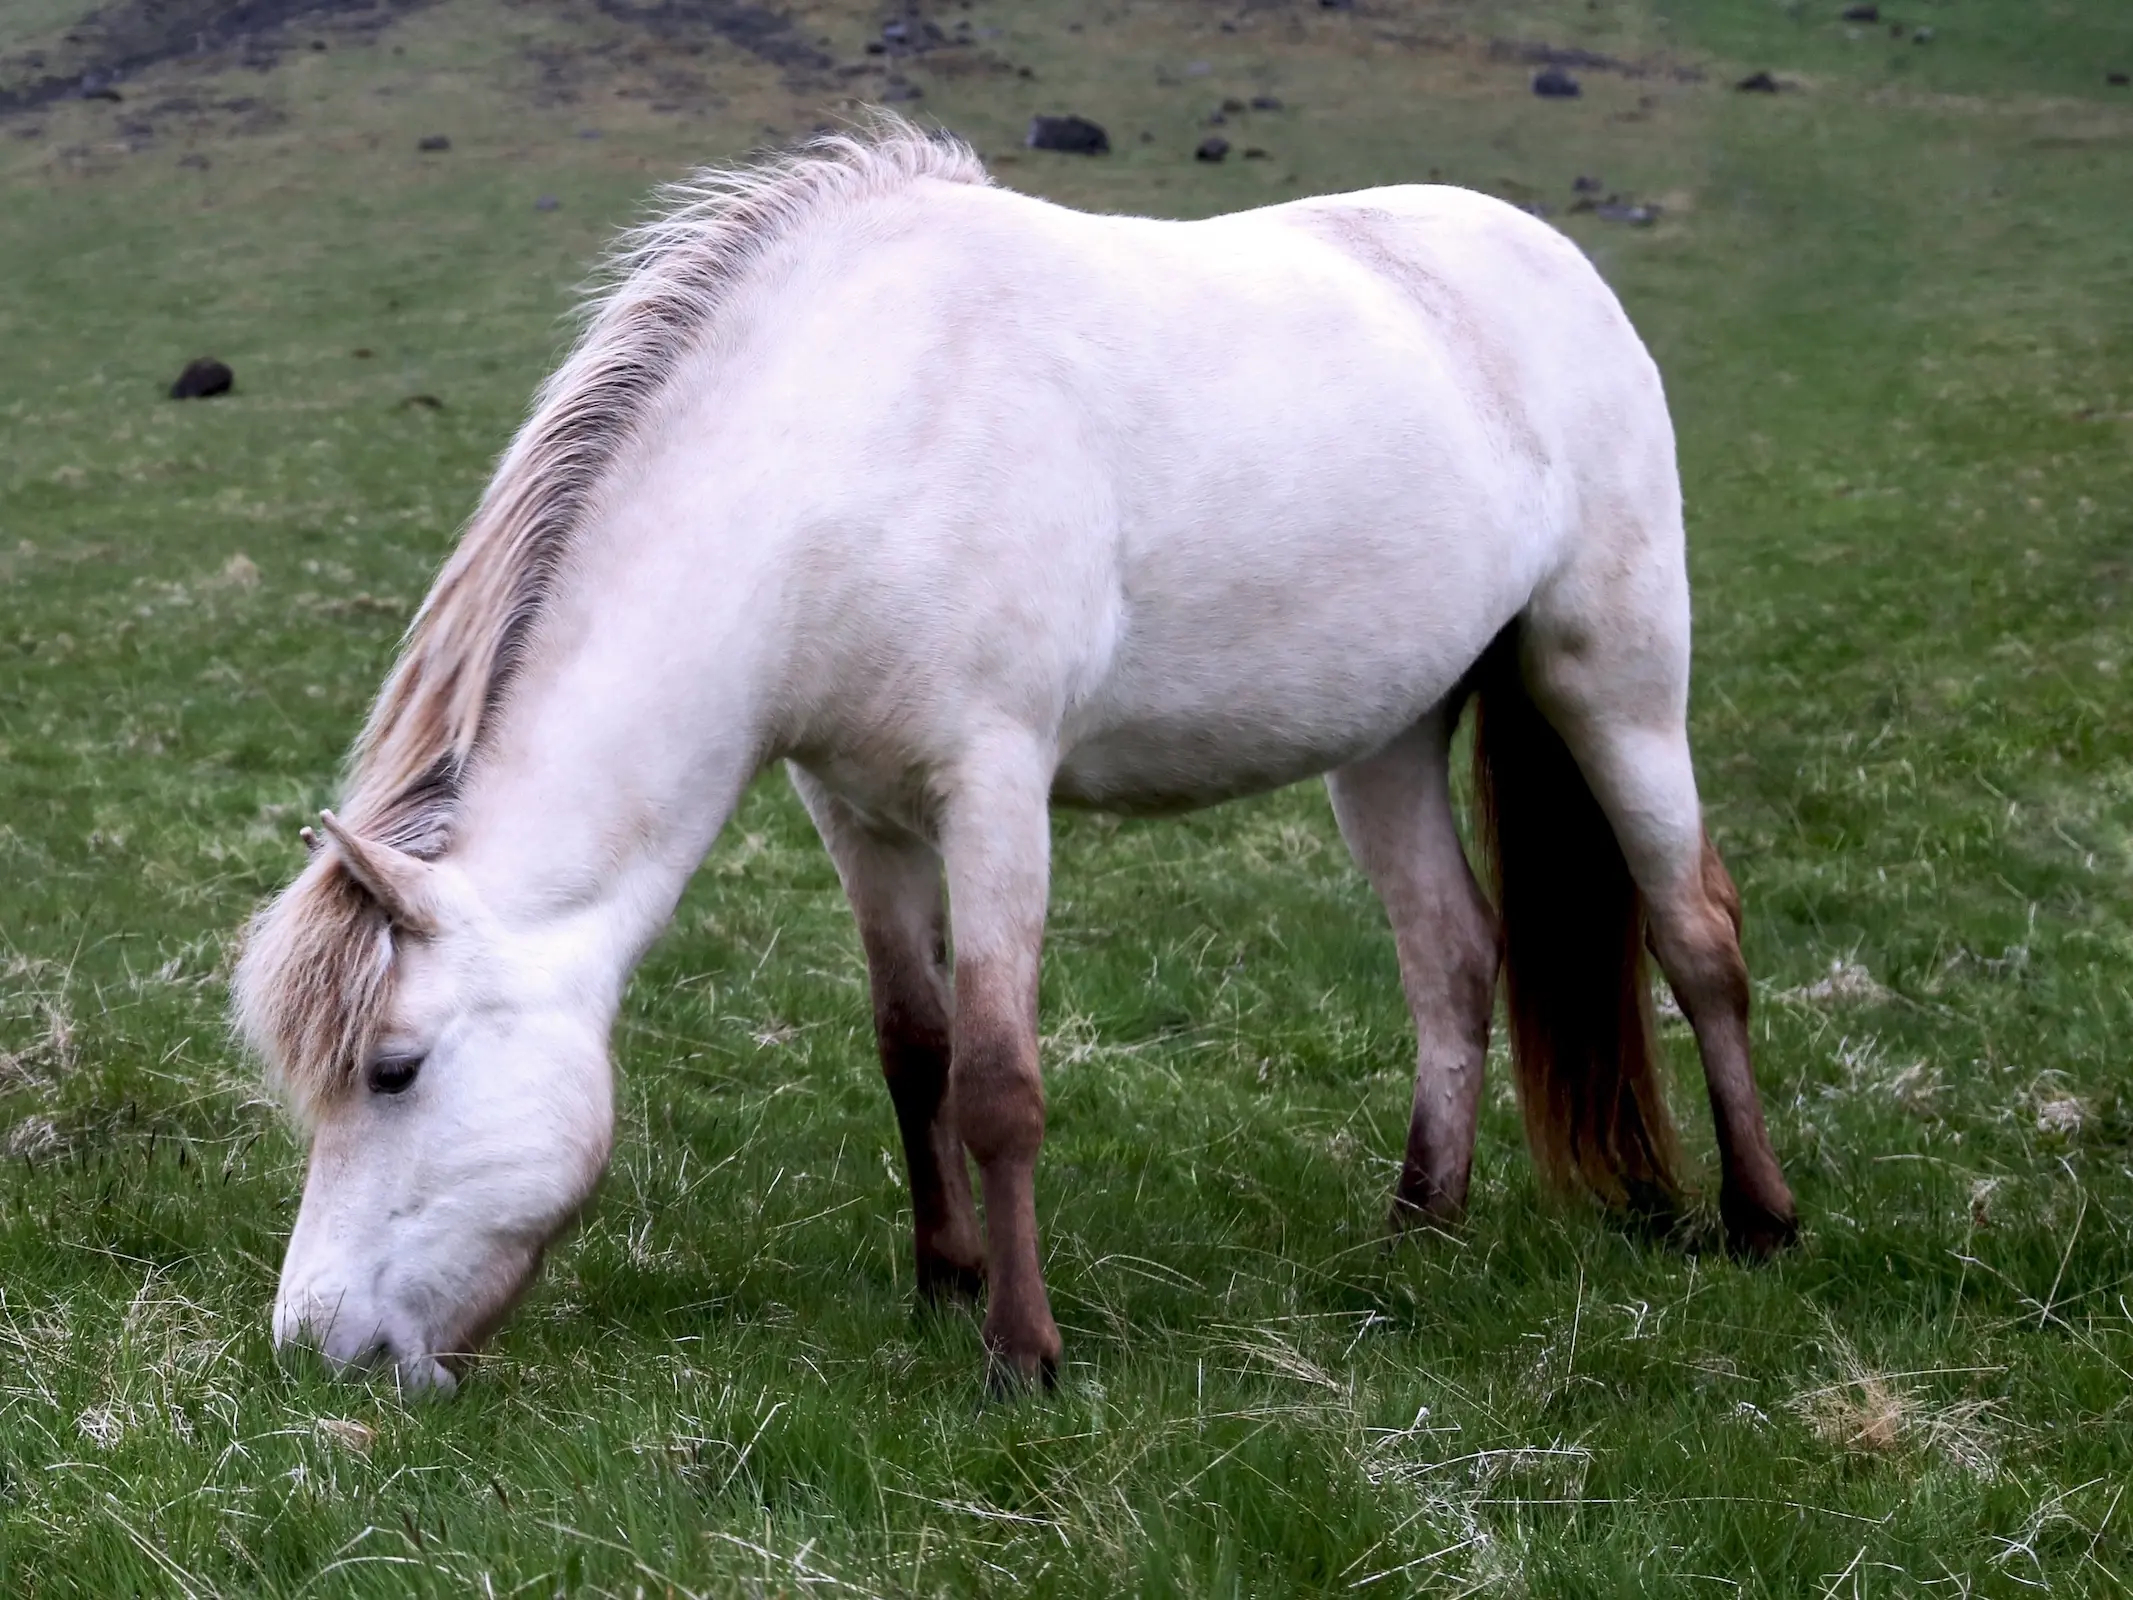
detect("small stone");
top-left (1249, 94), bottom-right (1283, 111)
top-left (1220, 97), bottom-right (1246, 113)
top-left (1840, 2), bottom-right (1878, 19)
top-left (1195, 135), bottom-right (1230, 162)
top-left (1594, 201), bottom-right (1659, 226)
top-left (2035, 1097), bottom-right (2084, 1137)
top-left (1026, 114), bottom-right (1110, 155)
top-left (2110, 71), bottom-right (2131, 86)
top-left (1736, 70), bottom-right (1780, 92)
top-left (169, 358), bottom-right (232, 399)
top-left (417, 134), bottom-right (449, 152)
top-left (1532, 65), bottom-right (1581, 98)
top-left (400, 393), bottom-right (445, 411)
top-left (315, 1418), bottom-right (374, 1453)
top-left (1243, 147), bottom-right (1268, 159)
top-left (534, 195), bottom-right (559, 211)
top-left (351, 348), bottom-right (373, 359)
top-left (1186, 60), bottom-right (1212, 76)
top-left (1573, 173), bottom-right (1603, 192)
top-left (1912, 26), bottom-right (1933, 42)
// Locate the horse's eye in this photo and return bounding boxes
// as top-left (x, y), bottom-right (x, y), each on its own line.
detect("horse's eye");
top-left (366, 1053), bottom-right (423, 1095)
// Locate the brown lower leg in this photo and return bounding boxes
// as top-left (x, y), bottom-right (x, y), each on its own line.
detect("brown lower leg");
top-left (1653, 834), bottom-right (1797, 1254)
top-left (951, 959), bottom-right (1059, 1386)
top-left (864, 938), bottom-right (983, 1298)
top-left (1390, 925), bottom-right (1498, 1226)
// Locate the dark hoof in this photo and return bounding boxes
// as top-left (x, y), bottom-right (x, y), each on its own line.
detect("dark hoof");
top-left (1722, 1189), bottom-right (1800, 1259)
top-left (1386, 1191), bottom-right (1463, 1241)
top-left (983, 1346), bottom-right (1059, 1398)
top-left (1619, 1179), bottom-right (1689, 1245)
top-left (915, 1254), bottom-right (985, 1304)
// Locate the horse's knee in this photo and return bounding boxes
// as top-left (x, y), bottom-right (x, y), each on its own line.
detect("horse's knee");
top-left (952, 966), bottom-right (1043, 1168)
top-left (956, 1050), bottom-right (1043, 1167)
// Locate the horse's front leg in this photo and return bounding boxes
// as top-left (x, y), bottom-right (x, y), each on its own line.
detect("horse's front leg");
top-left (790, 768), bottom-right (984, 1298)
top-left (939, 741), bottom-right (1061, 1389)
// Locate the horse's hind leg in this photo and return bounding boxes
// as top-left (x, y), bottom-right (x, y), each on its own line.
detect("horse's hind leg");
top-left (1523, 619), bottom-right (1799, 1256)
top-left (1327, 710), bottom-right (1499, 1229)
top-left (790, 767), bottom-right (984, 1298)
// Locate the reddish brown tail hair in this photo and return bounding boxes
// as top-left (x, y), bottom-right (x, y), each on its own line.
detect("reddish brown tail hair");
top-left (1470, 627), bottom-right (1681, 1213)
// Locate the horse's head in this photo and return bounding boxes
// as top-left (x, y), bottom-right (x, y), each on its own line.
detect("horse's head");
top-left (243, 812), bottom-right (615, 1394)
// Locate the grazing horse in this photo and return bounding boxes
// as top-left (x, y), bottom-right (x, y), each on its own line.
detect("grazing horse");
top-left (233, 119), bottom-right (1795, 1394)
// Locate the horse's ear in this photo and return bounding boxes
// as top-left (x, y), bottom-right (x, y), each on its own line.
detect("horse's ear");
top-left (315, 810), bottom-right (441, 935)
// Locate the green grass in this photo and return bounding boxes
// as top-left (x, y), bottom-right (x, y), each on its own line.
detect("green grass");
top-left (3, 0), bottom-right (2131, 1593)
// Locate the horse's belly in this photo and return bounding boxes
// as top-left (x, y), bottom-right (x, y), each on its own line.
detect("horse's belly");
top-left (1052, 634), bottom-right (1471, 814)
top-left (1052, 725), bottom-right (1394, 813)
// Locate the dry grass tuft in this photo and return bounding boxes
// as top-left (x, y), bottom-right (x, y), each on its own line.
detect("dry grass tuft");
top-left (1792, 1335), bottom-right (2003, 1476)
top-left (1783, 957), bottom-right (1893, 1007)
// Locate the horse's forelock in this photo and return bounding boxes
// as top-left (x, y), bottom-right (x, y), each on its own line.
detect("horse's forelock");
top-left (233, 856), bottom-right (396, 1122)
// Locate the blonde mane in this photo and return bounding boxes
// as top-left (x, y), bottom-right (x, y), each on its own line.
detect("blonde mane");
top-left (232, 117), bottom-right (990, 1116)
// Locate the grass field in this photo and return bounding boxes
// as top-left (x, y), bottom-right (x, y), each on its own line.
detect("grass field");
top-left (3, 0), bottom-right (2131, 1593)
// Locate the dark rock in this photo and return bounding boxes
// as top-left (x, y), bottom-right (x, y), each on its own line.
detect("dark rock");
top-left (2110, 71), bottom-right (2130, 86)
top-left (400, 394), bottom-right (445, 411)
top-left (83, 86), bottom-right (123, 103)
top-left (881, 20), bottom-right (907, 44)
top-left (535, 195), bottom-right (559, 211)
top-left (417, 134), bottom-right (449, 152)
top-left (1220, 97), bottom-right (1246, 113)
top-left (1736, 70), bottom-right (1780, 92)
top-left (1532, 66), bottom-right (1581, 98)
top-left (1320, 0), bottom-right (1353, 9)
top-left (352, 348), bottom-right (374, 359)
top-left (1243, 147), bottom-right (1268, 159)
top-left (1573, 173), bottom-right (1603, 192)
top-left (1026, 114), bottom-right (1109, 155)
top-left (169, 358), bottom-right (232, 399)
top-left (1840, 2), bottom-right (1878, 19)
top-left (1195, 136), bottom-right (1230, 162)
top-left (865, 39), bottom-right (885, 54)
top-left (1249, 94), bottom-right (1283, 110)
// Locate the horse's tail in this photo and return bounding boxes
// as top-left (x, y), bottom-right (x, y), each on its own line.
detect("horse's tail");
top-left (1469, 625), bottom-right (1681, 1213)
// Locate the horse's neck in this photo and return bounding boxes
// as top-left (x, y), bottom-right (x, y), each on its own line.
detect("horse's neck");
top-left (445, 491), bottom-right (769, 989)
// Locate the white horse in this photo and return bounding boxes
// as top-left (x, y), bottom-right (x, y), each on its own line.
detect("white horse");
top-left (233, 119), bottom-right (1795, 1394)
